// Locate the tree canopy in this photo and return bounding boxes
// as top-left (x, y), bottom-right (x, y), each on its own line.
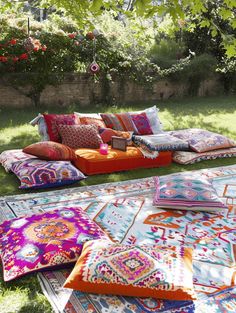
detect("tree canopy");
top-left (1, 0), bottom-right (235, 57)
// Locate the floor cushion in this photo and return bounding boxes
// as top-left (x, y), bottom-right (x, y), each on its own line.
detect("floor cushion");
top-left (11, 159), bottom-right (86, 189)
top-left (0, 149), bottom-right (37, 172)
top-left (73, 147), bottom-right (172, 175)
top-left (0, 207), bottom-right (108, 281)
top-left (64, 239), bottom-right (195, 300)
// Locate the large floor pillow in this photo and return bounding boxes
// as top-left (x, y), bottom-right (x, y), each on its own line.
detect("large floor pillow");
top-left (0, 149), bottom-right (37, 172)
top-left (0, 206), bottom-right (108, 281)
top-left (169, 129), bottom-right (236, 153)
top-left (11, 159), bottom-right (86, 189)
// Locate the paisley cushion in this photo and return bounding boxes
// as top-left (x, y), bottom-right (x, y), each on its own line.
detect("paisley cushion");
top-left (23, 141), bottom-right (76, 161)
top-left (58, 124), bottom-right (103, 149)
top-left (153, 173), bottom-right (227, 212)
top-left (43, 113), bottom-right (78, 143)
top-left (11, 159), bottom-right (86, 189)
top-left (170, 129), bottom-right (236, 153)
top-left (64, 239), bottom-right (195, 300)
top-left (0, 207), bottom-right (108, 281)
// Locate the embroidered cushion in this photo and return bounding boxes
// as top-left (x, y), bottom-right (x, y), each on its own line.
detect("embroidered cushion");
top-left (11, 159), bottom-right (86, 189)
top-left (0, 149), bottom-right (37, 172)
top-left (64, 239), bottom-right (195, 300)
top-left (131, 105), bottom-right (163, 134)
top-left (0, 207), bottom-right (108, 281)
top-left (74, 112), bottom-right (106, 128)
top-left (172, 147), bottom-right (236, 165)
top-left (58, 124), bottom-right (103, 149)
top-left (100, 113), bottom-right (137, 132)
top-left (153, 173), bottom-right (227, 212)
top-left (43, 114), bottom-right (78, 143)
top-left (133, 133), bottom-right (189, 151)
top-left (169, 129), bottom-right (236, 153)
top-left (23, 141), bottom-right (76, 161)
top-left (99, 128), bottom-right (133, 145)
top-left (129, 112), bottom-right (153, 135)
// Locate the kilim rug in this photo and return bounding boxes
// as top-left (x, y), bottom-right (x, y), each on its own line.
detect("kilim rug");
top-left (1, 165), bottom-right (236, 313)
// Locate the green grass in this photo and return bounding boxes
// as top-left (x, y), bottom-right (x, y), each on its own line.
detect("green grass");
top-left (0, 95), bottom-right (236, 312)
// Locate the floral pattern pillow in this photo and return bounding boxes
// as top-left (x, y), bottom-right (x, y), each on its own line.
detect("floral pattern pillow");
top-left (11, 159), bottom-right (86, 189)
top-left (64, 239), bottom-right (195, 300)
top-left (43, 113), bottom-right (79, 143)
top-left (23, 141), bottom-right (76, 161)
top-left (0, 207), bottom-right (108, 281)
top-left (58, 124), bottom-right (103, 149)
top-left (153, 173), bottom-right (227, 212)
top-left (170, 129), bottom-right (236, 153)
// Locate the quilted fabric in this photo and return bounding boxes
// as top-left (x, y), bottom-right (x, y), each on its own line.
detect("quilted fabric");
top-left (64, 239), bottom-right (195, 300)
top-left (0, 149), bottom-right (37, 172)
top-left (58, 124), bottom-right (103, 149)
top-left (173, 147), bottom-right (236, 164)
top-left (130, 112), bottom-right (153, 135)
top-left (133, 133), bottom-right (189, 151)
top-left (170, 128), bottom-right (236, 153)
top-left (0, 207), bottom-right (108, 281)
top-left (99, 128), bottom-right (133, 144)
top-left (43, 113), bottom-right (78, 143)
top-left (23, 141), bottom-right (76, 161)
top-left (153, 173), bottom-right (227, 211)
top-left (11, 159), bottom-right (86, 189)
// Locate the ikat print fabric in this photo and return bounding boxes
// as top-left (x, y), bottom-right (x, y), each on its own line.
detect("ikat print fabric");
top-left (64, 239), bottom-right (195, 300)
top-left (0, 207), bottom-right (108, 281)
top-left (0, 149), bottom-right (37, 172)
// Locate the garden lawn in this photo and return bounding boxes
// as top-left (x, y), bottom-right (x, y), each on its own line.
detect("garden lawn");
top-left (0, 95), bottom-right (236, 312)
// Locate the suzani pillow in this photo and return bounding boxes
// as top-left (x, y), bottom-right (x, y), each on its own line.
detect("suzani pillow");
top-left (153, 173), bottom-right (227, 212)
top-left (58, 124), bottom-right (103, 149)
top-left (0, 149), bottom-right (37, 172)
top-left (11, 159), bottom-right (86, 189)
top-left (23, 141), bottom-right (76, 161)
top-left (43, 113), bottom-right (79, 143)
top-left (129, 112), bottom-right (153, 135)
top-left (64, 239), bottom-right (196, 300)
top-left (99, 128), bottom-right (133, 145)
top-left (0, 207), bottom-right (108, 281)
top-left (170, 128), bottom-right (236, 153)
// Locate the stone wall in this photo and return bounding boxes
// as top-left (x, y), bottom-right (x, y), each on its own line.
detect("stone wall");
top-left (0, 73), bottom-right (223, 108)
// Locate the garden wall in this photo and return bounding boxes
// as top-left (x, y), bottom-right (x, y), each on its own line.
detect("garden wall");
top-left (0, 73), bottom-right (223, 108)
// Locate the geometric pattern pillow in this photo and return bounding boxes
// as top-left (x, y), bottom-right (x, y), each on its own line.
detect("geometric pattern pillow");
top-left (0, 207), bottom-right (108, 281)
top-left (23, 141), bottom-right (76, 161)
top-left (153, 173), bottom-right (227, 212)
top-left (58, 124), bottom-right (103, 149)
top-left (43, 113), bottom-right (79, 143)
top-left (11, 159), bottom-right (86, 189)
top-left (170, 128), bottom-right (236, 153)
top-left (64, 239), bottom-right (196, 300)
top-left (98, 128), bottom-right (133, 145)
top-left (0, 149), bottom-right (36, 172)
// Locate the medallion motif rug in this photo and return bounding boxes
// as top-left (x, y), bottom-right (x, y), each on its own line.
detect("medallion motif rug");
top-left (1, 165), bottom-right (236, 312)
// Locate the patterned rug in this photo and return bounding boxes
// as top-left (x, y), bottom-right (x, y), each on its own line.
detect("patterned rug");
top-left (1, 165), bottom-right (236, 313)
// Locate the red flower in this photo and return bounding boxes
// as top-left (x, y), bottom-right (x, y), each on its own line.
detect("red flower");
top-left (41, 45), bottom-right (47, 51)
top-left (12, 56), bottom-right (19, 62)
top-left (33, 47), bottom-right (39, 52)
top-left (10, 39), bottom-right (17, 45)
top-left (0, 56), bottom-right (8, 62)
top-left (68, 33), bottom-right (76, 39)
top-left (19, 53), bottom-right (28, 60)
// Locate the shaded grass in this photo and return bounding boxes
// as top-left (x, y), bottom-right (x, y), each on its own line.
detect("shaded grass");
top-left (0, 95), bottom-right (236, 312)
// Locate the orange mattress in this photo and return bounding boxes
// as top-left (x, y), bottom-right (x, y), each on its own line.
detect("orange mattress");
top-left (73, 147), bottom-right (172, 175)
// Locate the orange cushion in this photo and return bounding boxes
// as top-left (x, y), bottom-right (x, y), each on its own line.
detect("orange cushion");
top-left (73, 147), bottom-right (172, 175)
top-left (64, 239), bottom-right (195, 300)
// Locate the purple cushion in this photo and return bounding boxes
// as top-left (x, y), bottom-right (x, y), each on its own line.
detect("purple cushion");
top-left (0, 206), bottom-right (108, 281)
top-left (11, 159), bottom-right (86, 189)
top-left (153, 173), bottom-right (227, 212)
top-left (0, 149), bottom-right (36, 172)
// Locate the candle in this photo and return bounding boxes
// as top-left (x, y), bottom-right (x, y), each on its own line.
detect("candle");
top-left (99, 143), bottom-right (108, 155)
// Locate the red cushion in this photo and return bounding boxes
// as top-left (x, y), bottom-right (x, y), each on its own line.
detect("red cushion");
top-left (73, 147), bottom-right (172, 175)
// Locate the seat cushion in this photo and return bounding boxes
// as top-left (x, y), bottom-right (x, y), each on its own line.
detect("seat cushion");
top-left (73, 147), bottom-right (172, 175)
